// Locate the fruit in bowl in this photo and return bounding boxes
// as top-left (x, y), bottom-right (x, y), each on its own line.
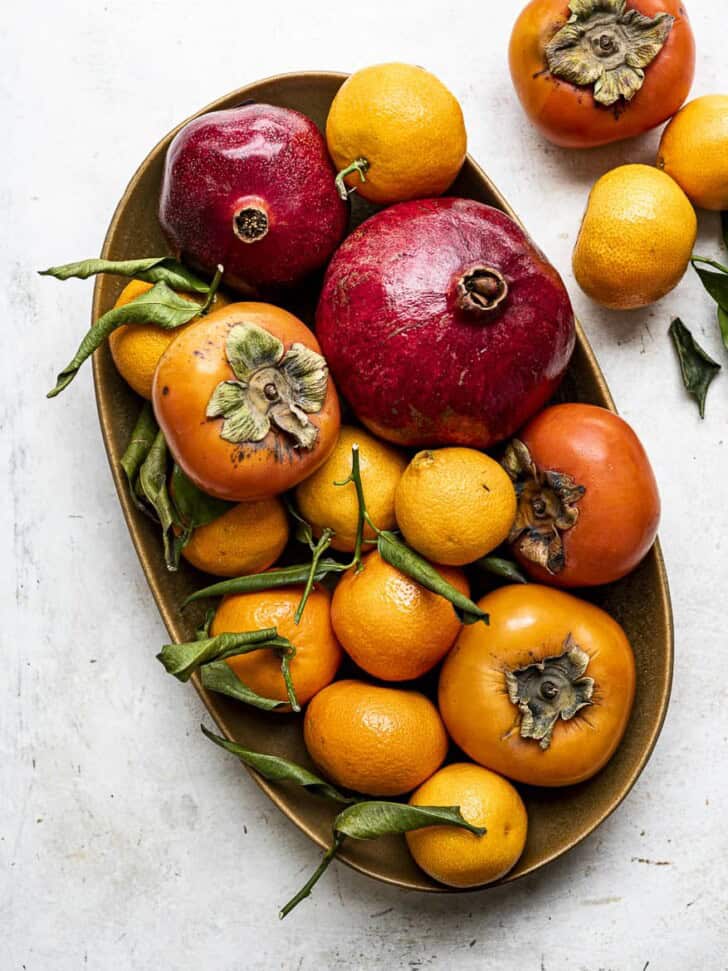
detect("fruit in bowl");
top-left (159, 103), bottom-right (348, 294)
top-left (316, 197), bottom-right (575, 448)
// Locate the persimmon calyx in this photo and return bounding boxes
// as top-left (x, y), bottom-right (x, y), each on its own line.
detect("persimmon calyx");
top-left (502, 439), bottom-right (585, 574)
top-left (505, 635), bottom-right (595, 750)
top-left (206, 321), bottom-right (328, 449)
top-left (545, 0), bottom-right (674, 107)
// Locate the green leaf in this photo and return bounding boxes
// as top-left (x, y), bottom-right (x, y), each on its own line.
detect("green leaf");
top-left (280, 801), bottom-right (484, 918)
top-left (196, 608), bottom-right (215, 641)
top-left (39, 256), bottom-right (210, 293)
top-left (335, 801), bottom-right (484, 841)
top-left (170, 464), bottom-right (234, 530)
top-left (668, 318), bottom-right (721, 419)
top-left (200, 661), bottom-right (287, 711)
top-left (692, 259), bottom-right (728, 313)
top-left (721, 211), bottom-right (728, 251)
top-left (138, 431), bottom-right (183, 570)
top-left (201, 725), bottom-right (356, 803)
top-left (120, 403), bottom-right (158, 513)
top-left (377, 531), bottom-right (489, 626)
top-left (47, 281), bottom-right (202, 397)
top-left (157, 628), bottom-right (278, 682)
top-left (286, 500), bottom-right (316, 550)
top-left (183, 559), bottom-right (348, 606)
top-left (718, 307), bottom-right (728, 353)
top-left (474, 555), bottom-right (528, 585)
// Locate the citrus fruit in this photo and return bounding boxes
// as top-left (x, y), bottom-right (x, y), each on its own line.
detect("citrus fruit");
top-left (326, 63), bottom-right (466, 205)
top-left (406, 763), bottom-right (527, 888)
top-left (572, 163), bottom-right (697, 310)
top-left (330, 551), bottom-right (468, 681)
top-left (108, 279), bottom-right (227, 399)
top-left (303, 680), bottom-right (448, 796)
top-left (294, 425), bottom-right (406, 552)
top-left (211, 585), bottom-right (342, 708)
top-left (394, 448), bottom-right (517, 566)
top-left (181, 497), bottom-right (289, 577)
top-left (657, 94), bottom-right (728, 211)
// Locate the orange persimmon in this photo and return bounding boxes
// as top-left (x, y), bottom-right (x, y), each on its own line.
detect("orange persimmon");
top-left (438, 584), bottom-right (636, 787)
top-left (152, 302), bottom-right (340, 501)
top-left (503, 403), bottom-right (660, 588)
top-left (509, 0), bottom-right (695, 148)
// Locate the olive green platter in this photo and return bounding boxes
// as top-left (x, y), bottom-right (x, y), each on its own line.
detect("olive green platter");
top-left (91, 72), bottom-right (673, 895)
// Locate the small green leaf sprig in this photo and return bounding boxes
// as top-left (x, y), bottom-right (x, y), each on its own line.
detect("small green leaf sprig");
top-left (671, 214), bottom-right (728, 417)
top-left (201, 725), bottom-right (484, 918)
top-left (158, 610), bottom-right (300, 712)
top-left (184, 444), bottom-right (489, 627)
top-left (120, 403), bottom-right (234, 570)
top-left (40, 257), bottom-right (223, 397)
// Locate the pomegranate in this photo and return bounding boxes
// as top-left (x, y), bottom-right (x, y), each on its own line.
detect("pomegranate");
top-left (315, 197), bottom-right (575, 449)
top-left (159, 104), bottom-right (348, 294)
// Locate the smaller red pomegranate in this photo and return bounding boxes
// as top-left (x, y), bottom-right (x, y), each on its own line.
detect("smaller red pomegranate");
top-left (159, 104), bottom-right (348, 294)
top-left (315, 198), bottom-right (575, 449)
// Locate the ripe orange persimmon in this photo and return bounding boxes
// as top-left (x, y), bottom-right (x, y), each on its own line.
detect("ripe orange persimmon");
top-left (152, 302), bottom-right (340, 501)
top-left (509, 0), bottom-right (695, 148)
top-left (503, 403), bottom-right (660, 587)
top-left (439, 584), bottom-right (636, 787)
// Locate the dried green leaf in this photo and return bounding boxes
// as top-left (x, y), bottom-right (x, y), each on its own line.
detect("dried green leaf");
top-left (692, 259), bottom-right (728, 312)
top-left (157, 628), bottom-right (278, 682)
top-left (280, 801), bottom-right (484, 918)
top-left (38, 256), bottom-right (210, 292)
top-left (718, 307), bottom-right (728, 352)
top-left (170, 464), bottom-right (234, 530)
top-left (138, 431), bottom-right (183, 570)
top-left (120, 403), bottom-right (158, 513)
top-left (334, 801), bottom-right (485, 841)
top-left (47, 281), bottom-right (202, 397)
top-left (183, 559), bottom-right (347, 606)
top-left (200, 660), bottom-right (287, 711)
top-left (201, 725), bottom-right (356, 803)
top-left (474, 555), bottom-right (528, 584)
top-left (377, 531), bottom-right (488, 625)
top-left (668, 318), bottom-right (721, 419)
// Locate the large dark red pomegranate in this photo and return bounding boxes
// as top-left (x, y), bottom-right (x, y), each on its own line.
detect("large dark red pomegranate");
top-left (159, 104), bottom-right (348, 294)
top-left (316, 197), bottom-right (575, 448)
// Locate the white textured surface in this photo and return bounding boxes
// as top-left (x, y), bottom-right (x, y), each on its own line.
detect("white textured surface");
top-left (3, 1), bottom-right (728, 967)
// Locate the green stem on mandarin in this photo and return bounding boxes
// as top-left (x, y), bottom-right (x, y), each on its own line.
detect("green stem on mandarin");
top-left (278, 645), bottom-right (300, 712)
top-left (294, 527), bottom-right (335, 624)
top-left (334, 444), bottom-right (379, 571)
top-left (334, 158), bottom-right (370, 201)
top-left (279, 833), bottom-right (345, 919)
top-left (200, 263), bottom-right (224, 314)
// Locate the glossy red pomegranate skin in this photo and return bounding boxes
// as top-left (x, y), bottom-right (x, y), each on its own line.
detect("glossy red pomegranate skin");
top-left (159, 104), bottom-right (348, 294)
top-left (315, 198), bottom-right (575, 448)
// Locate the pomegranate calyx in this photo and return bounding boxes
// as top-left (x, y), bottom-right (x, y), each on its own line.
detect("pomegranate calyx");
top-left (502, 438), bottom-right (585, 573)
top-left (456, 266), bottom-right (508, 314)
top-left (206, 321), bottom-right (328, 449)
top-left (233, 202), bottom-right (270, 243)
top-left (545, 0), bottom-right (674, 107)
top-left (505, 634), bottom-right (594, 750)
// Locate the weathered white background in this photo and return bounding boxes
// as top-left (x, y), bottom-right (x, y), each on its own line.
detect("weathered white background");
top-left (2, 0), bottom-right (727, 967)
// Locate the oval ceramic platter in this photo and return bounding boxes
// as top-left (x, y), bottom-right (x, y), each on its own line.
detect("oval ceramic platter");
top-left (91, 72), bottom-right (673, 894)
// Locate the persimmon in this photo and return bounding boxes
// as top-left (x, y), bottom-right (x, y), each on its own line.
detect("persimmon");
top-left (438, 584), bottom-right (636, 787)
top-left (509, 0), bottom-right (695, 148)
top-left (152, 302), bottom-right (340, 501)
top-left (503, 403), bottom-right (660, 587)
